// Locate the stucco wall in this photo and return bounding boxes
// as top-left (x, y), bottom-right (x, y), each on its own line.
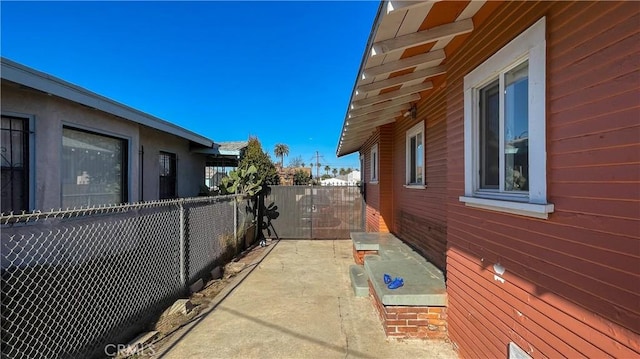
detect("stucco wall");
top-left (139, 126), bottom-right (206, 201)
top-left (1, 82), bottom-right (140, 210)
top-left (2, 81), bottom-right (208, 209)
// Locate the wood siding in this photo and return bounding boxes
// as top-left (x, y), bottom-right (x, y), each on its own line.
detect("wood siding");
top-left (362, 131), bottom-right (381, 232)
top-left (445, 2), bottom-right (640, 358)
top-left (393, 88), bottom-right (449, 271)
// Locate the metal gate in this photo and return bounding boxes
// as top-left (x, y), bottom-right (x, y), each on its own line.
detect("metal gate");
top-left (263, 185), bottom-right (364, 239)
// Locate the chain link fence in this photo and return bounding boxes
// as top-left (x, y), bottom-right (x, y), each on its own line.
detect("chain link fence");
top-left (0, 195), bottom-right (255, 359)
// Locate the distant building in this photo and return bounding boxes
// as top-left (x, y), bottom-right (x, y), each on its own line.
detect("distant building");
top-left (277, 166), bottom-right (311, 186)
top-left (320, 178), bottom-right (347, 186)
top-left (197, 141), bottom-right (248, 190)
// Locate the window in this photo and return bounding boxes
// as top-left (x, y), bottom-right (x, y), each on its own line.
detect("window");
top-left (62, 127), bottom-right (128, 208)
top-left (460, 17), bottom-right (553, 219)
top-left (159, 152), bottom-right (177, 199)
top-left (370, 143), bottom-right (378, 183)
top-left (405, 121), bottom-right (425, 187)
top-left (1, 115), bottom-right (30, 213)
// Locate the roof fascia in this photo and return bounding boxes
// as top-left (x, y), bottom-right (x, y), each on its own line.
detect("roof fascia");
top-left (1, 57), bottom-right (213, 147)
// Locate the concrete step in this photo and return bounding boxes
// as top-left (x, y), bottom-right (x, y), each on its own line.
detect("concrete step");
top-left (364, 255), bottom-right (446, 306)
top-left (349, 264), bottom-right (369, 297)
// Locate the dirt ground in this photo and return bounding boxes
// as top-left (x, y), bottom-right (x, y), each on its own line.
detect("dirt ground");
top-left (128, 241), bottom-right (274, 358)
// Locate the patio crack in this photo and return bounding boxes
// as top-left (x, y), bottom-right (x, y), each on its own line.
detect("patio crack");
top-left (337, 296), bottom-right (350, 358)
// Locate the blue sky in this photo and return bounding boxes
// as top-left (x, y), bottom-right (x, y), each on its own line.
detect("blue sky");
top-left (1, 1), bottom-right (380, 171)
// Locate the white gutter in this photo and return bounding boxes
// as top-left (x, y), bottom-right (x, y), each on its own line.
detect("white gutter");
top-left (336, 0), bottom-right (387, 157)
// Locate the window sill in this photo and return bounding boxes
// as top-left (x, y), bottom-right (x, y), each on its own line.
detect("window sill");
top-left (369, 181), bottom-right (379, 185)
top-left (459, 196), bottom-right (554, 219)
top-left (404, 184), bottom-right (426, 190)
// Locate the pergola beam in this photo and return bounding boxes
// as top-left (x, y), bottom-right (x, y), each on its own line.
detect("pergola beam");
top-left (386, 0), bottom-right (439, 14)
top-left (346, 113), bottom-right (401, 132)
top-left (353, 81), bottom-right (433, 108)
top-left (357, 65), bottom-right (446, 94)
top-left (364, 49), bottom-right (445, 79)
top-left (371, 19), bottom-right (473, 57)
top-left (348, 93), bottom-right (419, 117)
top-left (347, 103), bottom-right (407, 123)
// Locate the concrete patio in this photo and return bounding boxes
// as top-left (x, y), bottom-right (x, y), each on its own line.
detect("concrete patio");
top-left (157, 240), bottom-right (458, 359)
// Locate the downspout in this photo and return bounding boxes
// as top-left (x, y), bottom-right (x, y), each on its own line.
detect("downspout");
top-left (139, 145), bottom-right (144, 201)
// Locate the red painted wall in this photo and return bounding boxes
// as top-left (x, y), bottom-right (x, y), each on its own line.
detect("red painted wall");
top-left (444, 2), bottom-right (640, 358)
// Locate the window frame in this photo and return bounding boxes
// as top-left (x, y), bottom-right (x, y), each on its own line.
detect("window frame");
top-left (1, 112), bottom-right (35, 212)
top-left (159, 151), bottom-right (177, 199)
top-left (405, 121), bottom-right (425, 189)
top-left (61, 125), bottom-right (129, 207)
top-left (370, 143), bottom-right (378, 184)
top-left (460, 17), bottom-right (553, 219)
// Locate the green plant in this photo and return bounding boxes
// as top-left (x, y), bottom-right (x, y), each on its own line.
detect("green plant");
top-left (220, 164), bottom-right (263, 196)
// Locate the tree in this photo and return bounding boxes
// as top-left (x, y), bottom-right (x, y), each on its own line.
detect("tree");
top-left (293, 169), bottom-right (312, 185)
top-left (288, 155), bottom-right (304, 168)
top-left (274, 143), bottom-right (289, 168)
top-left (324, 165), bottom-right (330, 175)
top-left (241, 137), bottom-right (279, 186)
top-left (339, 167), bottom-right (346, 176)
top-left (332, 168), bottom-right (338, 177)
top-left (315, 162), bottom-right (322, 179)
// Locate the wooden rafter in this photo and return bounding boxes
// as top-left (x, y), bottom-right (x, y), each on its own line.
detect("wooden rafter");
top-left (352, 81), bottom-right (433, 108)
top-left (363, 49), bottom-right (445, 79)
top-left (348, 93), bottom-right (419, 117)
top-left (357, 65), bottom-right (446, 94)
top-left (371, 19), bottom-right (473, 57)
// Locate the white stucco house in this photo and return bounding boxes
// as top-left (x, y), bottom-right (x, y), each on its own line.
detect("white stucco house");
top-left (321, 178), bottom-right (348, 186)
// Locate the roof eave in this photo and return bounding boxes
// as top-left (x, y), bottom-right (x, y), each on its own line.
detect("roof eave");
top-left (1, 57), bottom-right (214, 147)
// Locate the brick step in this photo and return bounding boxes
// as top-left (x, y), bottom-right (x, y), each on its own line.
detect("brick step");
top-left (349, 264), bottom-right (369, 297)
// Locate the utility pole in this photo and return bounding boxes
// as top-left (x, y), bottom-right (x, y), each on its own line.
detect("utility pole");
top-left (315, 151), bottom-right (320, 180)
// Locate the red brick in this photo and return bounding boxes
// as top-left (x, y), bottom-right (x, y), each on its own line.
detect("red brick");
top-left (398, 313), bottom-right (418, 320)
top-left (408, 320), bottom-right (430, 326)
top-left (410, 307), bottom-right (430, 313)
top-left (428, 319), bottom-right (448, 327)
top-left (428, 307), bottom-right (445, 313)
top-left (387, 320), bottom-right (408, 326)
top-left (418, 312), bottom-right (441, 320)
top-left (397, 326), bottom-right (419, 333)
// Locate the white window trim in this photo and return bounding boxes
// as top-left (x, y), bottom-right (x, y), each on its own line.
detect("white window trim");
top-left (370, 143), bottom-right (379, 184)
top-left (405, 121), bottom-right (425, 188)
top-left (460, 17), bottom-right (553, 219)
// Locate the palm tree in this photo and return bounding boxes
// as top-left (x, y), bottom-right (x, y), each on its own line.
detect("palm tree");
top-left (273, 143), bottom-right (289, 168)
top-left (332, 168), bottom-right (338, 177)
top-left (301, 162), bottom-right (305, 168)
top-left (324, 165), bottom-right (330, 175)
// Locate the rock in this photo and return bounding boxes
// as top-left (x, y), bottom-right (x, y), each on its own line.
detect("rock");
top-left (189, 278), bottom-right (204, 293)
top-left (224, 262), bottom-right (246, 278)
top-left (210, 266), bottom-right (222, 280)
top-left (117, 331), bottom-right (158, 357)
top-left (165, 299), bottom-right (195, 316)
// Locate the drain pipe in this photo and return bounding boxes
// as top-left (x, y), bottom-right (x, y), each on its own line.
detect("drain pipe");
top-left (139, 145), bottom-right (144, 201)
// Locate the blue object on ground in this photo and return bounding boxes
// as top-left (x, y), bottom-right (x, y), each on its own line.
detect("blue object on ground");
top-left (388, 277), bottom-right (404, 290)
top-left (383, 273), bottom-right (392, 284)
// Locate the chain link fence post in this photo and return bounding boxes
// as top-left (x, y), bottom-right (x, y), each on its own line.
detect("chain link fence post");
top-left (178, 199), bottom-right (187, 288)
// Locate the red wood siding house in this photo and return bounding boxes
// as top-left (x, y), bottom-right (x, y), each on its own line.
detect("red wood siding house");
top-left (338, 1), bottom-right (639, 358)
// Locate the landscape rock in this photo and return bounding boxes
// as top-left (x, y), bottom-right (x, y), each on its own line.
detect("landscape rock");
top-left (189, 278), bottom-right (204, 293)
top-left (224, 262), bottom-right (246, 278)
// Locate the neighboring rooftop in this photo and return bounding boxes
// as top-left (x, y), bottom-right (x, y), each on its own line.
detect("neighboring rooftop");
top-left (1, 57), bottom-right (214, 147)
